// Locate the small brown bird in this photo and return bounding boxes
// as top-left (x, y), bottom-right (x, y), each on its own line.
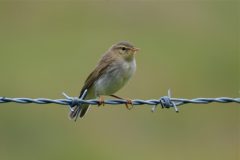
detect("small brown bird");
top-left (69, 41), bottom-right (139, 120)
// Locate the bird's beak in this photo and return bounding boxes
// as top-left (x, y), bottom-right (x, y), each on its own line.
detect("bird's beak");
top-left (132, 47), bottom-right (140, 53)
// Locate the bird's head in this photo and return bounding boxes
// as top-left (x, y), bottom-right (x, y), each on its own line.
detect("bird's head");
top-left (110, 41), bottom-right (140, 61)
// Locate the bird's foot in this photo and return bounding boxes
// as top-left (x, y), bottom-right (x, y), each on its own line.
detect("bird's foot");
top-left (98, 96), bottom-right (105, 106)
top-left (125, 98), bottom-right (133, 110)
top-left (110, 95), bottom-right (133, 110)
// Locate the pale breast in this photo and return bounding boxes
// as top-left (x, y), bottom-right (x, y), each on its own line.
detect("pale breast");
top-left (94, 59), bottom-right (136, 96)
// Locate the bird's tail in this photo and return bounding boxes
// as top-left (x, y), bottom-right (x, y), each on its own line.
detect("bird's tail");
top-left (69, 89), bottom-right (93, 121)
top-left (69, 104), bottom-right (90, 120)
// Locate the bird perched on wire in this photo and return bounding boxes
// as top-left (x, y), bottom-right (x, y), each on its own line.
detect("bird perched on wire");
top-left (69, 41), bottom-right (139, 120)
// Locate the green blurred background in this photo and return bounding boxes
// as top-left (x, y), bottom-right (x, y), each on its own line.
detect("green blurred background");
top-left (0, 0), bottom-right (239, 160)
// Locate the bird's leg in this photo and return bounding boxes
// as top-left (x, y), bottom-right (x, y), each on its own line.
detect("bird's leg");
top-left (98, 96), bottom-right (105, 106)
top-left (110, 95), bottom-right (133, 110)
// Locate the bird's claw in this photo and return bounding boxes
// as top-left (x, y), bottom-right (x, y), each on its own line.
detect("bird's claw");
top-left (110, 95), bottom-right (133, 110)
top-left (98, 96), bottom-right (105, 106)
top-left (125, 99), bottom-right (133, 110)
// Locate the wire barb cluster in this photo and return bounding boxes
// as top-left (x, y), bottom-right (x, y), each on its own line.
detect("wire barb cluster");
top-left (0, 90), bottom-right (239, 112)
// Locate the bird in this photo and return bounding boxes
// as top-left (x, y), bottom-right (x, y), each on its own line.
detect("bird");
top-left (69, 41), bottom-right (139, 120)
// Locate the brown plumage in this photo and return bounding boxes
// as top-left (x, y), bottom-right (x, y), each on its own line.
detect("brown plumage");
top-left (69, 41), bottom-right (139, 120)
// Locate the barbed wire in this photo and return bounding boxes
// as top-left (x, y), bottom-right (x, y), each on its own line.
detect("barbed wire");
top-left (0, 90), bottom-right (239, 112)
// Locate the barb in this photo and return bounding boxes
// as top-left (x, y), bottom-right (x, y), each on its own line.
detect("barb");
top-left (0, 90), bottom-right (239, 112)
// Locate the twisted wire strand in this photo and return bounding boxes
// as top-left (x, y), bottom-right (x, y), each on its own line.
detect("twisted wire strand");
top-left (0, 90), bottom-right (239, 112)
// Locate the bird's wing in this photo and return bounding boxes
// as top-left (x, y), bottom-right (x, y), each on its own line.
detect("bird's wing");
top-left (79, 53), bottom-right (114, 98)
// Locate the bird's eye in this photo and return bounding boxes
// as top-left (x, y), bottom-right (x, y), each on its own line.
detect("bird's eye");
top-left (121, 47), bottom-right (126, 51)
